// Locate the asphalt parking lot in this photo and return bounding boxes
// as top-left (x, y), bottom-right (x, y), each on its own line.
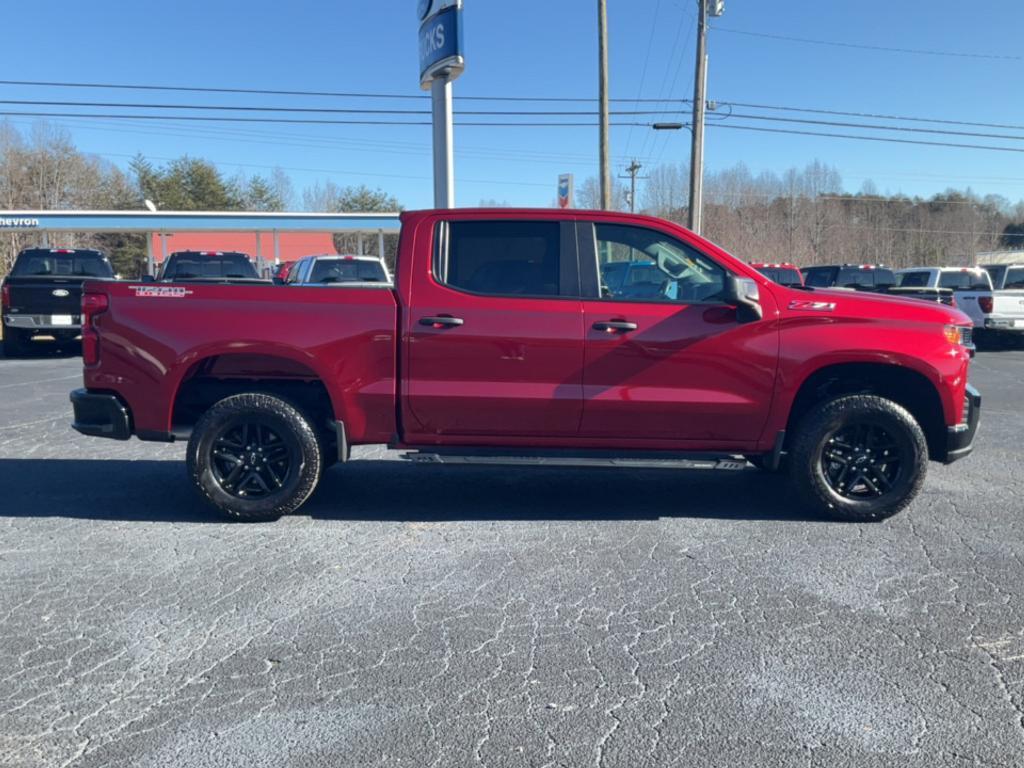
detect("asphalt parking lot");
top-left (0, 345), bottom-right (1022, 767)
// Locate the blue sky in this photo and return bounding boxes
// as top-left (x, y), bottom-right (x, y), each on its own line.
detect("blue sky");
top-left (1, 0), bottom-right (1022, 209)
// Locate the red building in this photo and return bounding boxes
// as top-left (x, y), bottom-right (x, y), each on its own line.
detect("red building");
top-left (149, 231), bottom-right (337, 267)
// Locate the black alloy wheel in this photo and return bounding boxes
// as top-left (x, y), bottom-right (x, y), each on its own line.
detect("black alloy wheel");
top-left (209, 420), bottom-right (295, 499)
top-left (187, 393), bottom-right (323, 521)
top-left (788, 394), bottom-right (928, 522)
top-left (820, 421), bottom-right (904, 499)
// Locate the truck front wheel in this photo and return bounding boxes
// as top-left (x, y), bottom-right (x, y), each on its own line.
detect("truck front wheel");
top-left (187, 393), bottom-right (323, 521)
top-left (788, 394), bottom-right (928, 522)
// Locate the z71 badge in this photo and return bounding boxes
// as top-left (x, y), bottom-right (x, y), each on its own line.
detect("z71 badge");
top-left (129, 285), bottom-right (193, 298)
top-left (788, 299), bottom-right (836, 312)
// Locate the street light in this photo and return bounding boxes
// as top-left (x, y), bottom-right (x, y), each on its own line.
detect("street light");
top-left (652, 122), bottom-right (686, 131)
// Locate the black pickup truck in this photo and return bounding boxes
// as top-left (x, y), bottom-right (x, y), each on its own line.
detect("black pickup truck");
top-left (1, 248), bottom-right (115, 356)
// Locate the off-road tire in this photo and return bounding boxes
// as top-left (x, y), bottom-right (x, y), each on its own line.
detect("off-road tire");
top-left (788, 394), bottom-right (928, 522)
top-left (187, 393), bottom-right (322, 522)
top-left (2, 327), bottom-right (32, 357)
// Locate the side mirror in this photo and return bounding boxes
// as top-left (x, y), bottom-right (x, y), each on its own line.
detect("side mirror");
top-left (723, 274), bottom-right (762, 323)
top-left (141, 274), bottom-right (156, 283)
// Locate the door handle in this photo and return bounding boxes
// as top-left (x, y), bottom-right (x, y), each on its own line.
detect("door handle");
top-left (592, 320), bottom-right (638, 333)
top-left (419, 315), bottom-right (465, 328)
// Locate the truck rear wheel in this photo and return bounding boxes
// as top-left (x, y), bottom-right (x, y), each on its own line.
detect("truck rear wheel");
top-left (788, 394), bottom-right (928, 522)
top-left (2, 327), bottom-right (32, 357)
top-left (186, 393), bottom-right (323, 522)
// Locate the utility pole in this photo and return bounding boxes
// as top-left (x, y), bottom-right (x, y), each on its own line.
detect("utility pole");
top-left (619, 159), bottom-right (647, 213)
top-left (688, 0), bottom-right (708, 234)
top-left (598, 0), bottom-right (611, 210)
top-left (687, 0), bottom-right (722, 234)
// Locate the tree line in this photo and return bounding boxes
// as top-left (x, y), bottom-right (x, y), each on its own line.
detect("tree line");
top-left (577, 159), bottom-right (1024, 268)
top-left (3, 120), bottom-right (1024, 278)
top-left (0, 123), bottom-right (401, 277)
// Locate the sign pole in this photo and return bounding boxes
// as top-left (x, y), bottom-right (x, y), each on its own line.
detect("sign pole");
top-left (432, 74), bottom-right (455, 209)
top-left (419, 0), bottom-right (464, 210)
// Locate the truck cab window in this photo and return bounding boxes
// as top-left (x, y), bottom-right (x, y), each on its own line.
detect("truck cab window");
top-left (438, 220), bottom-right (562, 297)
top-left (594, 223), bottom-right (725, 303)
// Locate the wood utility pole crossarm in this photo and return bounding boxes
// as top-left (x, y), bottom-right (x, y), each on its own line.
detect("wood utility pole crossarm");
top-left (619, 160), bottom-right (648, 213)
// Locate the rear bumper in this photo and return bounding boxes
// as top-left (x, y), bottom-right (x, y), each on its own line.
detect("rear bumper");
top-left (945, 383), bottom-right (981, 464)
top-left (4, 314), bottom-right (81, 331)
top-left (983, 316), bottom-right (1024, 332)
top-left (70, 389), bottom-right (132, 440)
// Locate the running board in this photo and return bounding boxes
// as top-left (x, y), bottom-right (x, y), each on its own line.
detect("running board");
top-left (401, 452), bottom-right (749, 471)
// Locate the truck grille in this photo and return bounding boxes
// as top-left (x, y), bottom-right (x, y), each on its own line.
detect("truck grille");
top-left (960, 326), bottom-right (973, 347)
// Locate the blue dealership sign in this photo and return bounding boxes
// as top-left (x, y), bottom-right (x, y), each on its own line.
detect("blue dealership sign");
top-left (419, 5), bottom-right (464, 87)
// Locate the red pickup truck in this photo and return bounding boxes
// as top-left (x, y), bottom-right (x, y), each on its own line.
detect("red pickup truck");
top-left (70, 209), bottom-right (980, 523)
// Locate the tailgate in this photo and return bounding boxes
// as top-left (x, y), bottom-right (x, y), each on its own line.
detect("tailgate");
top-left (4, 278), bottom-right (83, 316)
top-left (992, 290), bottom-right (1024, 320)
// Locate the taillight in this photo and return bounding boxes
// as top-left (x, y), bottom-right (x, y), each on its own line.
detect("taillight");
top-left (979, 296), bottom-right (993, 314)
top-left (81, 292), bottom-right (109, 366)
top-left (1, 282), bottom-right (9, 309)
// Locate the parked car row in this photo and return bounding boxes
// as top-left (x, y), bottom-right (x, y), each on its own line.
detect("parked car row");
top-left (1, 246), bottom-right (391, 355)
top-left (749, 260), bottom-right (1024, 347)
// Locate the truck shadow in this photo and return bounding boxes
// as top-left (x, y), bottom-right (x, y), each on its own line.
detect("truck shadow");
top-left (0, 458), bottom-right (822, 523)
top-left (309, 461), bottom-right (822, 523)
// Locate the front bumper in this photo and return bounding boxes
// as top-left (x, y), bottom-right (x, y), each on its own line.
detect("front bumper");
top-left (4, 313), bottom-right (81, 331)
top-left (945, 383), bottom-right (981, 464)
top-left (983, 316), bottom-right (1024, 333)
top-left (70, 389), bottom-right (132, 440)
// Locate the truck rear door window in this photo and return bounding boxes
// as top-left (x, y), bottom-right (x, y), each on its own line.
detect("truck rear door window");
top-left (438, 220), bottom-right (562, 297)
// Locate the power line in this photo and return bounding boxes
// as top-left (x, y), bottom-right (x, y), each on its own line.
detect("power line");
top-left (6, 110), bottom-right (1024, 154)
top-left (0, 98), bottom-right (686, 117)
top-left (636, 2), bottom-right (696, 163)
top-left (14, 97), bottom-right (1021, 144)
top-left (724, 112), bottom-right (1024, 143)
top-left (708, 122), bottom-right (1024, 154)
top-left (622, 0), bottom-right (663, 161)
top-left (720, 100), bottom-right (1024, 133)
top-left (6, 77), bottom-right (1022, 132)
top-left (711, 26), bottom-right (1021, 61)
top-left (0, 110), bottom-right (652, 127)
top-left (0, 79), bottom-right (689, 104)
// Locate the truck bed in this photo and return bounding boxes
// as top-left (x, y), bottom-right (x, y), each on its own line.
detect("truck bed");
top-left (83, 280), bottom-right (399, 443)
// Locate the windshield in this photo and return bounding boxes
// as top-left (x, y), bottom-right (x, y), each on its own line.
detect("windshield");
top-left (162, 253), bottom-right (257, 280)
top-left (11, 250), bottom-right (113, 278)
top-left (307, 259), bottom-right (388, 284)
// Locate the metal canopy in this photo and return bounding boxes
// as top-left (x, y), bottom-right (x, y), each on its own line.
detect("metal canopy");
top-left (0, 210), bottom-right (402, 233)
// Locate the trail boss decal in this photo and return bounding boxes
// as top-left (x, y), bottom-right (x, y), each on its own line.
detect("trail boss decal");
top-left (789, 299), bottom-right (837, 312)
top-left (130, 285), bottom-right (193, 298)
